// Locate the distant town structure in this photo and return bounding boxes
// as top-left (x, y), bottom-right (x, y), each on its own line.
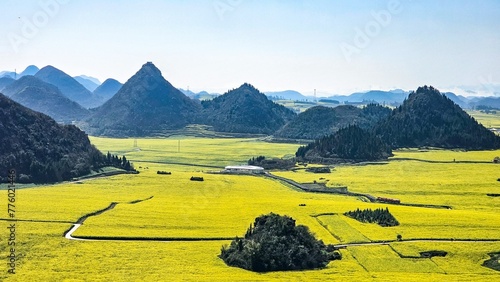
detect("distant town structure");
top-left (224, 165), bottom-right (265, 174)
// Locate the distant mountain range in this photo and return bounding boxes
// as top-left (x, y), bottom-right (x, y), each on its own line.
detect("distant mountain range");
top-left (0, 65), bottom-right (39, 79)
top-left (75, 75), bottom-right (101, 85)
top-left (2, 76), bottom-right (90, 123)
top-left (267, 89), bottom-right (500, 110)
top-left (2, 64), bottom-right (500, 144)
top-left (4, 65), bottom-right (500, 110)
top-left (0, 71), bottom-right (16, 79)
top-left (471, 97), bottom-right (500, 109)
top-left (265, 90), bottom-right (309, 101)
top-left (93, 78), bottom-right (122, 102)
top-left (35, 66), bottom-right (104, 109)
top-left (20, 65), bottom-right (40, 77)
top-left (179, 88), bottom-right (219, 100)
top-left (74, 75), bottom-right (100, 92)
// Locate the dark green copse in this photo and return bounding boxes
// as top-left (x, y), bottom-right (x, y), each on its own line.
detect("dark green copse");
top-left (296, 125), bottom-right (392, 162)
top-left (344, 207), bottom-right (399, 227)
top-left (220, 213), bottom-right (339, 272)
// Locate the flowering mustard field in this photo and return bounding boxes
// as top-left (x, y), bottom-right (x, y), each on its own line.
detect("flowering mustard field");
top-left (1, 137), bottom-right (499, 281)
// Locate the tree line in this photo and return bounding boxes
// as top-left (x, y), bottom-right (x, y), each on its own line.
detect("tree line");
top-left (296, 125), bottom-right (392, 162)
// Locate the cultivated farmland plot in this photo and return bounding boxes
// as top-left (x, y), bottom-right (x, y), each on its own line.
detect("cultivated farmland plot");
top-left (1, 137), bottom-right (500, 281)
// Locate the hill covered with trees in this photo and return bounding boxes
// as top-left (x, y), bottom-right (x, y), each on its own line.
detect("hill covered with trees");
top-left (85, 62), bottom-right (202, 137)
top-left (276, 104), bottom-right (391, 140)
top-left (0, 94), bottom-right (108, 183)
top-left (220, 213), bottom-right (339, 272)
top-left (200, 83), bottom-right (296, 134)
top-left (375, 86), bottom-right (500, 149)
top-left (296, 125), bottom-right (392, 162)
top-left (293, 86), bottom-right (500, 164)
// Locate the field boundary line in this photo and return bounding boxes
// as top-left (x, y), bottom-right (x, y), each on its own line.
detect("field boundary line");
top-left (0, 218), bottom-right (74, 224)
top-left (65, 230), bottom-right (234, 242)
top-left (389, 158), bottom-right (492, 164)
top-left (334, 238), bottom-right (500, 249)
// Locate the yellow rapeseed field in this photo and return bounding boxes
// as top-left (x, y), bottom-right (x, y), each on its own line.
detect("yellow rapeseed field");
top-left (0, 136), bottom-right (499, 281)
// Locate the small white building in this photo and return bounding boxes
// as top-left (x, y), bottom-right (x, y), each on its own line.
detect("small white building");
top-left (224, 165), bottom-right (265, 174)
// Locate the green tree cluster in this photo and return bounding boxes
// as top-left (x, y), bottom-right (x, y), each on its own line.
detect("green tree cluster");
top-left (220, 213), bottom-right (339, 272)
top-left (296, 125), bottom-right (392, 162)
top-left (105, 152), bottom-right (134, 171)
top-left (344, 207), bottom-right (399, 227)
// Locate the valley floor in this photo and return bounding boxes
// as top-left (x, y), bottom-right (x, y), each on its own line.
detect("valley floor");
top-left (1, 137), bottom-right (500, 281)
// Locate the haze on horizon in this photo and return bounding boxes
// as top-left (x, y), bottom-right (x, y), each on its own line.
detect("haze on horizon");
top-left (1, 0), bottom-right (499, 96)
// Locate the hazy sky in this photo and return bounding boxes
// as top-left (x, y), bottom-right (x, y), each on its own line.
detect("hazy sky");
top-left (1, 0), bottom-right (499, 95)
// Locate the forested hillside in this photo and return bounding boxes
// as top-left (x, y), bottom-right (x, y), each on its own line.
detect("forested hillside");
top-left (85, 62), bottom-right (201, 137)
top-left (0, 94), bottom-right (105, 183)
top-left (276, 104), bottom-right (391, 140)
top-left (375, 86), bottom-right (500, 149)
top-left (296, 125), bottom-right (392, 162)
top-left (201, 83), bottom-right (296, 134)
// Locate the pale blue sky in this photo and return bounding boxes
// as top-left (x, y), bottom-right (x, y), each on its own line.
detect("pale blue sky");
top-left (1, 0), bottom-right (499, 95)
